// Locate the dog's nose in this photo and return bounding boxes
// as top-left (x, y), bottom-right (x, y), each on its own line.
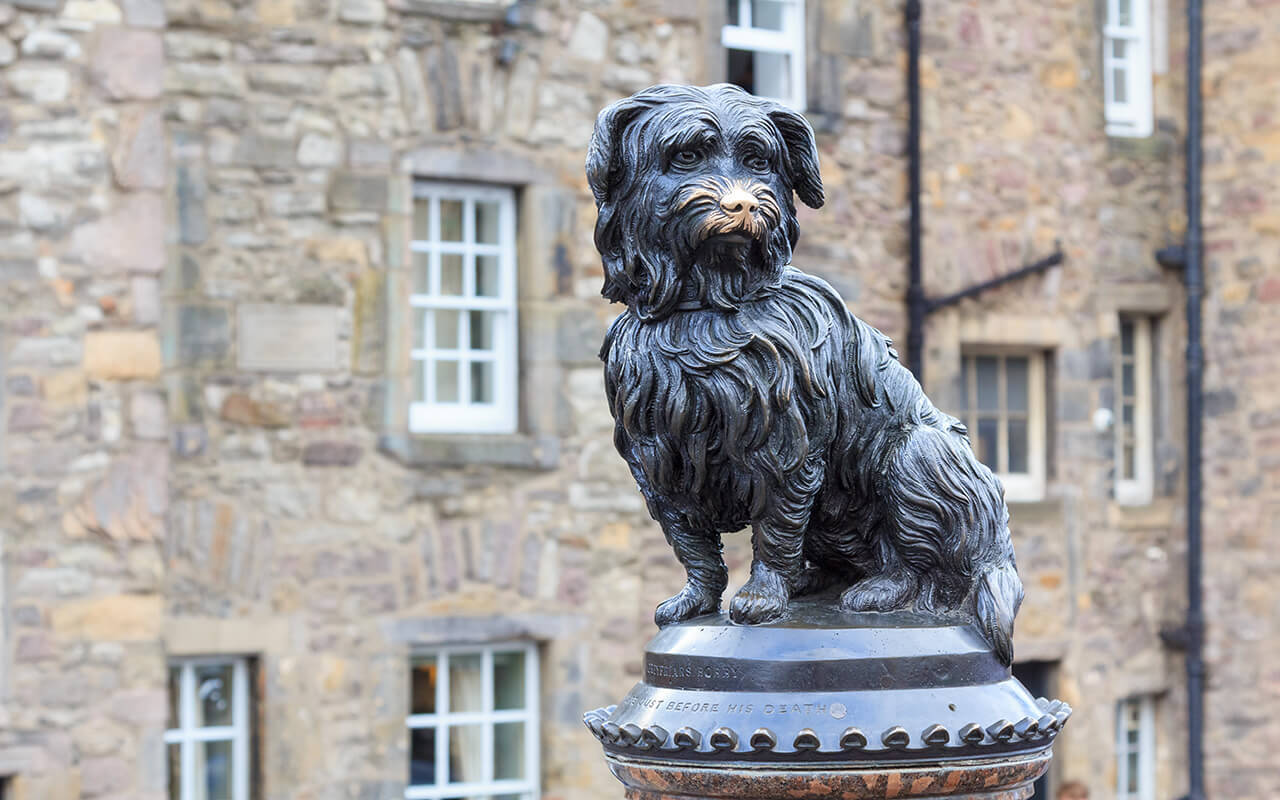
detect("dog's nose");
top-left (719, 188), bottom-right (760, 215)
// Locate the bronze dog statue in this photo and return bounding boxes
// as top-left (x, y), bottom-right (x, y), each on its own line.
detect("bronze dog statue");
top-left (588, 84), bottom-right (1023, 664)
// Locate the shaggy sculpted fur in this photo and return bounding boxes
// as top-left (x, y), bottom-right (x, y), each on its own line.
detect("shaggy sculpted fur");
top-left (588, 84), bottom-right (1023, 664)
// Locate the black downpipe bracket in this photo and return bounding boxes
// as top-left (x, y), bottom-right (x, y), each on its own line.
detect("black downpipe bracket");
top-left (902, 1), bottom-right (1064, 383)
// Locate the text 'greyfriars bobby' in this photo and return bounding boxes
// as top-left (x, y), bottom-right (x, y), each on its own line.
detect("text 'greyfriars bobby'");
top-left (587, 84), bottom-right (1023, 664)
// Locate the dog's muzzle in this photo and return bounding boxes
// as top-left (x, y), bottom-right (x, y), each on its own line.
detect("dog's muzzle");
top-left (677, 178), bottom-right (779, 243)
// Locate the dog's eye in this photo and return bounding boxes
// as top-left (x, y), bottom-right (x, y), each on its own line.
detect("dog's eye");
top-left (671, 150), bottom-right (701, 168)
top-left (745, 155), bottom-right (771, 172)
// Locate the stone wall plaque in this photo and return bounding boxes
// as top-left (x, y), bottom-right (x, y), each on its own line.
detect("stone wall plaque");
top-left (237, 303), bottom-right (339, 371)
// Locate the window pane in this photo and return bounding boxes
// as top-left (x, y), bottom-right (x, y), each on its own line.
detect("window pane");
top-left (976, 417), bottom-right (999, 468)
top-left (726, 0), bottom-right (739, 25)
top-left (475, 254), bottom-right (501, 297)
top-left (168, 666), bottom-right (181, 729)
top-left (471, 362), bottom-right (494, 404)
top-left (448, 725), bottom-right (484, 783)
top-left (434, 310), bottom-right (460, 350)
top-left (1122, 362), bottom-right (1135, 396)
top-left (751, 50), bottom-right (790, 100)
top-left (751, 0), bottom-right (784, 30)
top-left (440, 199), bottom-right (463, 241)
top-left (1120, 318), bottom-right (1135, 355)
top-left (1122, 401), bottom-right (1134, 426)
top-left (168, 743), bottom-right (181, 800)
top-left (475, 201), bottom-right (501, 244)
top-left (441, 254), bottom-right (464, 296)
top-left (493, 651), bottom-right (526, 711)
top-left (1008, 419), bottom-right (1028, 474)
top-left (976, 356), bottom-right (1000, 411)
top-left (469, 311), bottom-right (494, 351)
top-left (1112, 38), bottom-right (1127, 60)
top-left (1126, 750), bottom-right (1140, 792)
top-left (436, 361), bottom-right (459, 403)
top-left (727, 48), bottom-right (754, 94)
top-left (1117, 0), bottom-right (1132, 26)
top-left (448, 654), bottom-right (483, 712)
top-left (198, 739), bottom-right (233, 800)
top-left (411, 657), bottom-right (437, 715)
top-left (413, 201), bottom-right (431, 241)
top-left (1124, 444), bottom-right (1135, 479)
top-left (494, 721), bottom-right (526, 780)
top-left (413, 309), bottom-right (427, 350)
top-left (193, 663), bottom-right (234, 728)
top-left (413, 253), bottom-right (431, 294)
top-left (1112, 68), bottom-right (1128, 103)
top-left (1005, 357), bottom-right (1029, 412)
top-left (409, 727), bottom-right (436, 787)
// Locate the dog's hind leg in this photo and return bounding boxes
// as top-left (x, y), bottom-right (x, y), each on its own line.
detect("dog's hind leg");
top-left (654, 516), bottom-right (728, 627)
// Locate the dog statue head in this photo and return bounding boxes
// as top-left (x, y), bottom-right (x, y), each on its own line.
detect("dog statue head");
top-left (587, 84), bottom-right (824, 320)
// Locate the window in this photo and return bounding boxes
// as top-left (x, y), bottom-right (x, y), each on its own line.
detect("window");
top-left (1103, 0), bottom-right (1153, 137)
top-left (1116, 695), bottom-right (1156, 800)
top-left (407, 643), bottom-right (539, 800)
top-left (1115, 315), bottom-right (1156, 505)
top-left (1013, 661), bottom-right (1058, 800)
top-left (410, 183), bottom-right (518, 435)
top-left (960, 351), bottom-right (1047, 502)
top-left (166, 657), bottom-right (253, 800)
top-left (723, 0), bottom-right (806, 109)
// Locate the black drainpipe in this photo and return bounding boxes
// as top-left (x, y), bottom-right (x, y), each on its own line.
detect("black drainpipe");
top-left (1183, 0), bottom-right (1206, 794)
top-left (1156, 0), bottom-right (1205, 795)
top-left (905, 0), bottom-right (925, 380)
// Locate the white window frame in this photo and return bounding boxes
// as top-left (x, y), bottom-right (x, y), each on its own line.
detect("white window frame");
top-left (405, 641), bottom-right (540, 800)
top-left (961, 350), bottom-right (1048, 503)
top-left (164, 657), bottom-right (251, 800)
top-left (1103, 0), bottom-right (1153, 137)
top-left (722, 0), bottom-right (807, 110)
top-left (1115, 315), bottom-right (1155, 506)
top-left (1116, 695), bottom-right (1156, 800)
top-left (409, 182), bottom-right (519, 435)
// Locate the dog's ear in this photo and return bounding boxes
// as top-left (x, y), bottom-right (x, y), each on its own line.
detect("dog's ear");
top-left (586, 96), bottom-right (652, 205)
top-left (769, 105), bottom-right (824, 209)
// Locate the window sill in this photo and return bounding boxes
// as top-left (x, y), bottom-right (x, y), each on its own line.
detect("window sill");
top-left (1108, 497), bottom-right (1177, 530)
top-left (379, 432), bottom-right (560, 470)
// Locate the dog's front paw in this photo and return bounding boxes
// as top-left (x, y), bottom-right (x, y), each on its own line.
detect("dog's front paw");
top-left (655, 583), bottom-right (721, 627)
top-left (840, 571), bottom-right (917, 613)
top-left (729, 565), bottom-right (790, 624)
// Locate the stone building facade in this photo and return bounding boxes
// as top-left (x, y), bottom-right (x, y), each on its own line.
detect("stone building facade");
top-left (0, 0), bottom-right (1275, 799)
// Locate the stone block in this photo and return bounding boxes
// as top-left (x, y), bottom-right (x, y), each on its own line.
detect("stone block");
top-left (329, 172), bottom-right (389, 212)
top-left (302, 440), bottom-right (362, 466)
top-left (112, 106), bottom-right (165, 190)
top-left (219, 392), bottom-right (291, 427)
top-left (51, 594), bottom-right (162, 640)
top-left (63, 0), bottom-right (121, 21)
top-left (69, 192), bottom-right (165, 274)
top-left (232, 133), bottom-right (295, 167)
top-left (297, 133), bottom-right (343, 167)
top-left (167, 304), bottom-right (230, 366)
top-left (121, 0), bottom-right (164, 26)
top-left (130, 390), bottom-right (167, 439)
top-left (7, 65), bottom-right (70, 103)
top-left (165, 62), bottom-right (246, 96)
top-left (338, 0), bottom-right (383, 23)
top-left (20, 29), bottom-right (82, 59)
top-left (84, 331), bottom-right (162, 380)
top-left (11, 0), bottom-right (59, 9)
top-left (567, 11), bottom-right (608, 63)
top-left (90, 29), bottom-right (162, 100)
top-left (236, 304), bottom-right (339, 371)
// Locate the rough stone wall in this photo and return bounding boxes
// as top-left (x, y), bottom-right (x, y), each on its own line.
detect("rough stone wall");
top-left (1198, 1), bottom-right (1280, 796)
top-left (1, 0), bottom-right (1273, 799)
top-left (0, 0), bottom-right (170, 794)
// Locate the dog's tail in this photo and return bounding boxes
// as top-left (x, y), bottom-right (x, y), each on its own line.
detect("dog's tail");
top-left (975, 558), bottom-right (1023, 666)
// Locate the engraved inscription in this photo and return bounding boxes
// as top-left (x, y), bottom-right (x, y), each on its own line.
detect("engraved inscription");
top-left (645, 661), bottom-right (740, 681)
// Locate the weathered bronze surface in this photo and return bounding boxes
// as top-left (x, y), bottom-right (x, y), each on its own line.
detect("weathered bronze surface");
top-left (587, 84), bottom-right (1022, 664)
